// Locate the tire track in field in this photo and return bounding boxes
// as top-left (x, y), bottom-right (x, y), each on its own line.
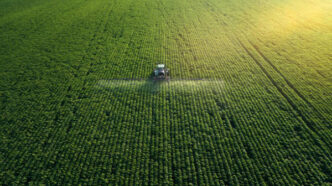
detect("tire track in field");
top-left (245, 39), bottom-right (331, 148)
top-left (27, 2), bottom-right (117, 183)
top-left (1, 1), bottom-right (115, 180)
top-left (247, 40), bottom-right (328, 121)
top-left (155, 0), bottom-right (185, 184)
top-left (71, 0), bottom-right (154, 183)
top-left (201, 0), bottom-right (331, 175)
top-left (236, 38), bottom-right (331, 153)
top-left (156, 0), bottom-right (206, 183)
top-left (63, 1), bottom-right (131, 182)
top-left (201, 0), bottom-right (329, 121)
top-left (54, 4), bottom-right (115, 127)
top-left (73, 0), bottom-right (163, 181)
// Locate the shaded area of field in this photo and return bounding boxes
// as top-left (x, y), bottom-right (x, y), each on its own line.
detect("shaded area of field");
top-left (0, 0), bottom-right (331, 185)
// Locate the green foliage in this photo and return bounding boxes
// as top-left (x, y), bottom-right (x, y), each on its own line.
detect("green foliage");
top-left (0, 0), bottom-right (331, 185)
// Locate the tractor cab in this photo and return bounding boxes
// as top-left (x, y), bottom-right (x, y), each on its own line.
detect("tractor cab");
top-left (154, 64), bottom-right (169, 80)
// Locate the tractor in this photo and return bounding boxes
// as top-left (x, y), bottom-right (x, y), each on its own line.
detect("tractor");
top-left (154, 64), bottom-right (170, 80)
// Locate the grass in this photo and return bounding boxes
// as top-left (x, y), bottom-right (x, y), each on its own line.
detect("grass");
top-left (0, 0), bottom-right (331, 184)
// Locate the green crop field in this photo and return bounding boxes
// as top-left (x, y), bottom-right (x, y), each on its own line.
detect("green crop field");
top-left (0, 0), bottom-right (331, 184)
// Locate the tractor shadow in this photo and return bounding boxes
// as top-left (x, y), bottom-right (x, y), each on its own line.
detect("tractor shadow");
top-left (136, 73), bottom-right (169, 94)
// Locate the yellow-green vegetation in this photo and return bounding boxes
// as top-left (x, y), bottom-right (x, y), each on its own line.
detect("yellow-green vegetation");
top-left (0, 0), bottom-right (331, 184)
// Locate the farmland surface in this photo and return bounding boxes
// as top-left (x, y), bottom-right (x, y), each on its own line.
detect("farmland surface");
top-left (0, 0), bottom-right (331, 184)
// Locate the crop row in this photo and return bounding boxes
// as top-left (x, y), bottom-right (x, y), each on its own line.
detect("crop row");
top-left (1, 0), bottom-right (331, 185)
